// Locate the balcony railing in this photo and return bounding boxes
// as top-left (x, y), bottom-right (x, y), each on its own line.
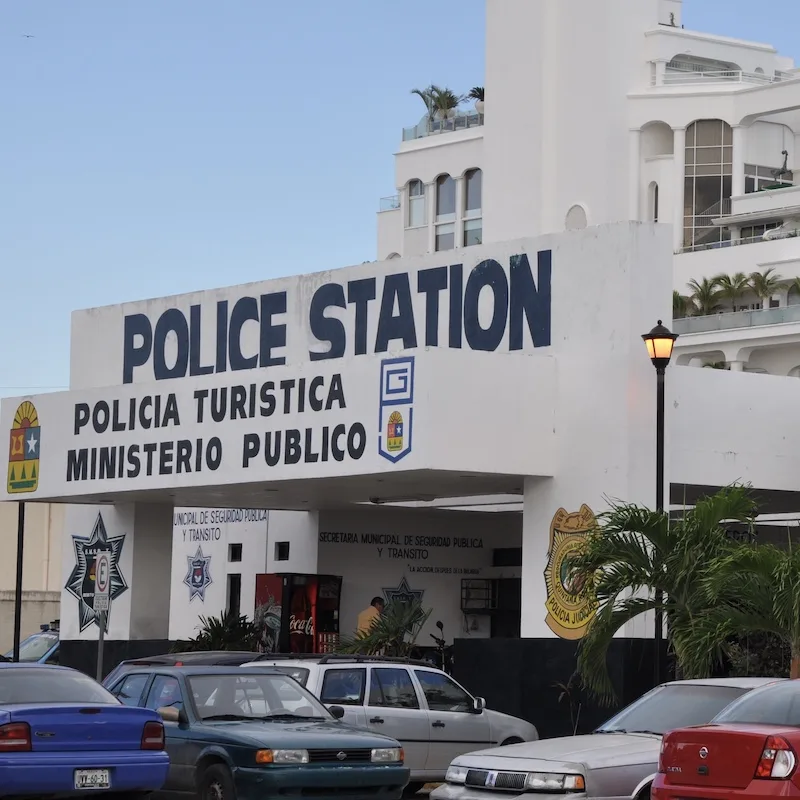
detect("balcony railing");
top-left (657, 62), bottom-right (797, 87)
top-left (402, 112), bottom-right (484, 142)
top-left (379, 195), bottom-right (400, 212)
top-left (674, 303), bottom-right (800, 335)
top-left (677, 230), bottom-right (800, 254)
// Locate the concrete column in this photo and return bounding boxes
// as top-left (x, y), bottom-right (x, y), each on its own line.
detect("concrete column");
top-left (654, 60), bottom-right (667, 86)
top-left (673, 127), bottom-right (686, 252)
top-left (454, 176), bottom-right (465, 248)
top-left (629, 129), bottom-right (642, 221)
top-left (729, 360), bottom-right (745, 372)
top-left (426, 181), bottom-right (436, 253)
top-left (732, 125), bottom-right (746, 199)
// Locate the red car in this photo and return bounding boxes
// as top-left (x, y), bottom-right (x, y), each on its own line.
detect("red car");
top-left (653, 679), bottom-right (800, 800)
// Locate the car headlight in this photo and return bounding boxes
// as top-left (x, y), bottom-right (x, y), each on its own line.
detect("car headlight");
top-left (256, 749), bottom-right (309, 764)
top-left (371, 747), bottom-right (404, 763)
top-left (525, 772), bottom-right (585, 792)
top-left (446, 765), bottom-right (469, 784)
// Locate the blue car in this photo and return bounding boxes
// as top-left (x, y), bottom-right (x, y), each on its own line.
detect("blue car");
top-left (0, 663), bottom-right (169, 797)
top-left (2, 625), bottom-right (60, 664)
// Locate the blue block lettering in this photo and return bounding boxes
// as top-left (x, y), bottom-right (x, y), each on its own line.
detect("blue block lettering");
top-left (189, 305), bottom-right (214, 377)
top-left (215, 300), bottom-right (228, 373)
top-left (122, 313), bottom-right (152, 384)
top-left (509, 250), bottom-right (552, 350)
top-left (448, 263), bottom-right (463, 348)
top-left (309, 283), bottom-right (347, 361)
top-left (153, 309), bottom-right (189, 380)
top-left (347, 278), bottom-right (377, 356)
top-left (417, 267), bottom-right (448, 346)
top-left (463, 259), bottom-right (509, 351)
top-left (229, 296), bottom-right (259, 371)
top-left (375, 272), bottom-right (417, 353)
top-left (259, 292), bottom-right (287, 367)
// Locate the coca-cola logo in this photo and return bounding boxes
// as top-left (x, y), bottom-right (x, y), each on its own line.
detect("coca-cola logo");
top-left (289, 614), bottom-right (314, 636)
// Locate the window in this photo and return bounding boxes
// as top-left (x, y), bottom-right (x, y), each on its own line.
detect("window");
top-left (435, 174), bottom-right (456, 252)
top-left (319, 668), bottom-right (366, 705)
top-left (145, 675), bottom-right (184, 713)
top-left (683, 120), bottom-right (733, 250)
top-left (407, 179), bottom-right (426, 228)
top-left (274, 541), bottom-right (290, 561)
top-left (650, 182), bottom-right (659, 223)
top-left (740, 222), bottom-right (780, 241)
top-left (368, 668), bottom-right (420, 709)
top-left (713, 682), bottom-right (800, 727)
top-left (113, 673), bottom-right (149, 707)
top-left (744, 164), bottom-right (794, 194)
top-left (463, 168), bottom-right (482, 246)
top-left (227, 573), bottom-right (241, 617)
top-left (228, 543), bottom-right (242, 562)
top-left (414, 670), bottom-right (472, 713)
top-left (0, 667), bottom-right (118, 705)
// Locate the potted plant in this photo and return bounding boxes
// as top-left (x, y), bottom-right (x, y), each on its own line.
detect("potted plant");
top-left (468, 86), bottom-right (485, 115)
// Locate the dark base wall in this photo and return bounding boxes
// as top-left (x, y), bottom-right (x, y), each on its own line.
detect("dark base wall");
top-left (60, 639), bottom-right (173, 680)
top-left (452, 637), bottom-right (671, 740)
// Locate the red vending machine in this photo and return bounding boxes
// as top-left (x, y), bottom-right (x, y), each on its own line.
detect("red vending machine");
top-left (254, 573), bottom-right (342, 654)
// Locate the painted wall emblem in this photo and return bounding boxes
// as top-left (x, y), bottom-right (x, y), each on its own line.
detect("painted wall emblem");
top-left (184, 546), bottom-right (212, 601)
top-left (378, 357), bottom-right (414, 463)
top-left (7, 401), bottom-right (40, 494)
top-left (383, 577), bottom-right (424, 605)
top-left (65, 513), bottom-right (128, 632)
top-left (543, 504), bottom-right (598, 639)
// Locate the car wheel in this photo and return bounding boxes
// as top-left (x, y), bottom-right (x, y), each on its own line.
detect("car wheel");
top-left (501, 737), bottom-right (524, 746)
top-left (404, 782), bottom-right (426, 795)
top-left (200, 764), bottom-right (236, 800)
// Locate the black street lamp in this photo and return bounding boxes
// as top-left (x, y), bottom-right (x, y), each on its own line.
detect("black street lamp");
top-left (641, 320), bottom-right (678, 685)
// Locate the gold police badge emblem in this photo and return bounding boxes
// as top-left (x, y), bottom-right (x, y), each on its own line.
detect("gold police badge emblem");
top-left (544, 504), bottom-right (597, 639)
top-left (7, 401), bottom-right (41, 494)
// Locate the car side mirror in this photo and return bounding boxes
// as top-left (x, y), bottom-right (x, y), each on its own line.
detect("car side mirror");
top-left (158, 706), bottom-right (184, 724)
top-left (328, 705), bottom-right (345, 719)
top-left (473, 697), bottom-right (486, 714)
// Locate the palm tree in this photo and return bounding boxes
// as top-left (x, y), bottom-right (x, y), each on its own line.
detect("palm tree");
top-left (429, 86), bottom-right (464, 123)
top-left (715, 272), bottom-right (750, 310)
top-left (337, 599), bottom-right (432, 657)
top-left (750, 267), bottom-right (783, 306)
top-left (673, 290), bottom-right (690, 319)
top-left (467, 86), bottom-right (485, 102)
top-left (411, 85), bottom-right (438, 128)
top-left (566, 485), bottom-right (757, 702)
top-left (681, 545), bottom-right (800, 679)
top-left (687, 277), bottom-right (722, 315)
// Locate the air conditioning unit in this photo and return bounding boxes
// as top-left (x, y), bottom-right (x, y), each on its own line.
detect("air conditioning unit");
top-left (460, 578), bottom-right (497, 614)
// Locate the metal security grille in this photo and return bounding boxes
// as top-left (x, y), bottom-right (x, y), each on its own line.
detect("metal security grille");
top-left (465, 769), bottom-right (528, 791)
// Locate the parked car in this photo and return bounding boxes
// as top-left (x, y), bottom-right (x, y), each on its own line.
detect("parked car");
top-left (654, 679), bottom-right (800, 800)
top-left (104, 665), bottom-right (409, 800)
top-left (431, 677), bottom-right (779, 800)
top-left (3, 623), bottom-right (60, 664)
top-left (241, 653), bottom-right (538, 793)
top-left (0, 662), bottom-right (168, 797)
top-left (102, 649), bottom-right (259, 688)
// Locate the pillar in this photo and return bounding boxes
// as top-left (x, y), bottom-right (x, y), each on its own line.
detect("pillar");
top-left (732, 125), bottom-right (746, 199)
top-left (60, 502), bottom-right (172, 672)
top-left (426, 181), bottom-right (436, 254)
top-left (729, 360), bottom-right (745, 372)
top-left (630, 129), bottom-right (642, 221)
top-left (454, 176), bottom-right (465, 248)
top-left (673, 127), bottom-right (686, 252)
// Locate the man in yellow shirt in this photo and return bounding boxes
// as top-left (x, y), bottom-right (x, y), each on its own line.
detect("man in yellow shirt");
top-left (356, 596), bottom-right (384, 635)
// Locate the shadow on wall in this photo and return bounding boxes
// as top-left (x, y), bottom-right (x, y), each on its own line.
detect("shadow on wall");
top-left (0, 591), bottom-right (61, 653)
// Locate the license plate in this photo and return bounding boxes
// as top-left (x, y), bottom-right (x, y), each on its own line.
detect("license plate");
top-left (74, 769), bottom-right (110, 790)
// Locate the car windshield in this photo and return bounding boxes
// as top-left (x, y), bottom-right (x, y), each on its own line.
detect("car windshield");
top-left (0, 667), bottom-right (118, 704)
top-left (4, 631), bottom-right (58, 662)
top-left (189, 672), bottom-right (331, 722)
top-left (596, 683), bottom-right (750, 736)
top-left (712, 681), bottom-right (797, 725)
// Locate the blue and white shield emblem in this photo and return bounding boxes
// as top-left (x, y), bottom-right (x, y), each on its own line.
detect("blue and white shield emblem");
top-left (184, 546), bottom-right (212, 602)
top-left (378, 357), bottom-right (415, 463)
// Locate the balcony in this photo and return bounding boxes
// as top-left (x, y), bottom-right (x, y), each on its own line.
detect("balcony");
top-left (657, 61), bottom-right (795, 87)
top-left (402, 111), bottom-right (484, 142)
top-left (678, 229), bottom-right (800, 254)
top-left (379, 195), bottom-right (400, 212)
top-left (674, 304), bottom-right (800, 335)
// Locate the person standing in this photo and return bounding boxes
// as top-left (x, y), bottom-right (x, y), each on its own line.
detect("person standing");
top-left (357, 596), bottom-right (384, 635)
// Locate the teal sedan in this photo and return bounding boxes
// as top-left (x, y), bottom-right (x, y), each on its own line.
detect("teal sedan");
top-left (104, 665), bottom-right (409, 800)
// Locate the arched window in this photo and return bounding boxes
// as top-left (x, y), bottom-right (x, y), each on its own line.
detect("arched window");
top-left (463, 168), bottom-right (482, 246)
top-left (407, 179), bottom-right (426, 229)
top-left (683, 120), bottom-right (732, 250)
top-left (649, 182), bottom-right (659, 222)
top-left (435, 174), bottom-right (456, 251)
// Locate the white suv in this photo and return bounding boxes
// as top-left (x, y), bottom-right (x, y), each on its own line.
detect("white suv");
top-left (241, 654), bottom-right (537, 791)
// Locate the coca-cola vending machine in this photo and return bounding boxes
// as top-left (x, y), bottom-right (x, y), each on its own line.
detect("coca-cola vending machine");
top-left (254, 573), bottom-right (342, 654)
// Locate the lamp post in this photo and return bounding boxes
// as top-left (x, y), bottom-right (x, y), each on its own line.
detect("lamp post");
top-left (641, 320), bottom-right (678, 686)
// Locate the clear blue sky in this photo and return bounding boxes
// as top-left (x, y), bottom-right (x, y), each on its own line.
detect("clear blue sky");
top-left (2, 0), bottom-right (799, 398)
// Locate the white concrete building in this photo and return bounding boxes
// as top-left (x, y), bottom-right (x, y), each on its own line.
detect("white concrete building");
top-left (377, 0), bottom-right (800, 377)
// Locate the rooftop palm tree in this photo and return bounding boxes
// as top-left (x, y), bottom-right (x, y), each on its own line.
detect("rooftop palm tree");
top-left (429, 86), bottom-right (464, 122)
top-left (673, 290), bottom-right (690, 319)
top-left (750, 267), bottom-right (783, 305)
top-left (467, 86), bottom-right (485, 102)
top-left (682, 544), bottom-right (800, 679)
top-left (566, 485), bottom-right (757, 702)
top-left (715, 272), bottom-right (750, 310)
top-left (687, 277), bottom-right (722, 315)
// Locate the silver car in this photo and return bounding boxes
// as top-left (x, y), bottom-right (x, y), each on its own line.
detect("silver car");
top-left (432, 677), bottom-right (779, 800)
top-left (241, 655), bottom-right (537, 792)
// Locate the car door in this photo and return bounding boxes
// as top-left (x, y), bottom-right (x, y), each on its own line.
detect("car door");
top-left (143, 674), bottom-right (195, 792)
top-left (317, 667), bottom-right (368, 728)
top-left (413, 668), bottom-right (492, 770)
top-left (365, 667), bottom-right (430, 773)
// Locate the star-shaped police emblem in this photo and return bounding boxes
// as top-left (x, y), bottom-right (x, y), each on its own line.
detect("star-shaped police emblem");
top-left (184, 547), bottom-right (213, 602)
top-left (64, 513), bottom-right (128, 632)
top-left (383, 577), bottom-right (424, 606)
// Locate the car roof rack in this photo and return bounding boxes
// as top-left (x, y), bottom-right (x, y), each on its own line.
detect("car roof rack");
top-left (252, 653), bottom-right (435, 667)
